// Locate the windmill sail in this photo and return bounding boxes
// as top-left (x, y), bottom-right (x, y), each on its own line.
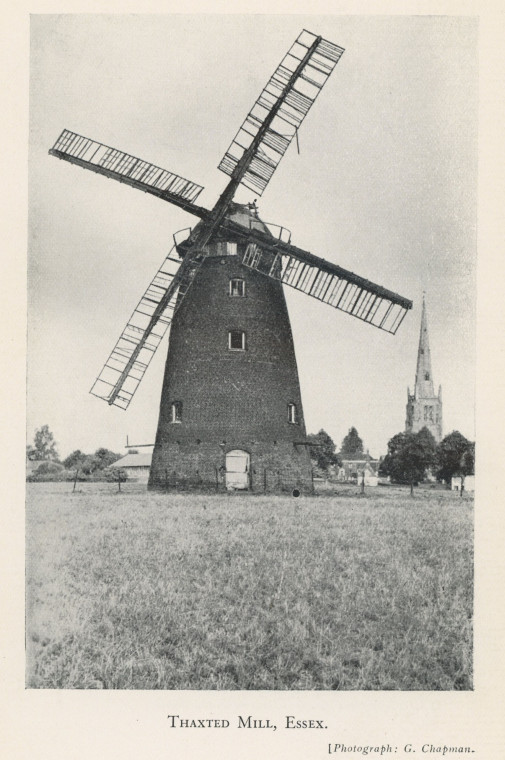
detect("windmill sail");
top-left (242, 240), bottom-right (412, 335)
top-left (50, 130), bottom-right (207, 216)
top-left (218, 30), bottom-right (344, 195)
top-left (90, 243), bottom-right (203, 409)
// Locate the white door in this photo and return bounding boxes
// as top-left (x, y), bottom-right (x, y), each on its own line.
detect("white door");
top-left (225, 450), bottom-right (250, 490)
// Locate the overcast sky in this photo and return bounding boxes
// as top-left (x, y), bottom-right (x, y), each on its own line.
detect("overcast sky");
top-left (28, 14), bottom-right (477, 460)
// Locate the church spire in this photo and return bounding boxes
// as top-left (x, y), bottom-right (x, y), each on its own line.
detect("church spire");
top-left (414, 294), bottom-right (435, 399)
top-left (405, 294), bottom-right (443, 442)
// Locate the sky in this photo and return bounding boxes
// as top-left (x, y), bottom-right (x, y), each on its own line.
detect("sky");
top-left (28, 14), bottom-right (477, 460)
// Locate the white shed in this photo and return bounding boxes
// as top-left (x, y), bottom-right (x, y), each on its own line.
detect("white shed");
top-left (463, 475), bottom-right (475, 492)
top-left (451, 475), bottom-right (475, 493)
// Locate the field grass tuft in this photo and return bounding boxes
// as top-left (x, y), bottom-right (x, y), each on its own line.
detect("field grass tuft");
top-left (26, 483), bottom-right (473, 690)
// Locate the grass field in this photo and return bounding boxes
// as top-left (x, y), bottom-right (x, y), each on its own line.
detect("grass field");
top-left (25, 482), bottom-right (473, 690)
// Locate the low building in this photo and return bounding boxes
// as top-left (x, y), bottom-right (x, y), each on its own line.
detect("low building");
top-left (452, 475), bottom-right (475, 492)
top-left (361, 464), bottom-right (379, 487)
top-left (464, 475), bottom-right (475, 492)
top-left (110, 451), bottom-right (152, 483)
top-left (337, 458), bottom-right (379, 486)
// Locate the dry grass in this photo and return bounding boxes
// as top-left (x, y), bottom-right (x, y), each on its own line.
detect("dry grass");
top-left (26, 482), bottom-right (473, 690)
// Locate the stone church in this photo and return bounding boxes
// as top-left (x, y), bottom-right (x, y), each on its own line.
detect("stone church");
top-left (405, 296), bottom-right (443, 442)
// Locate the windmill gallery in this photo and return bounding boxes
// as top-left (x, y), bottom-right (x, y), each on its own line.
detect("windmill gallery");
top-left (49, 30), bottom-right (413, 493)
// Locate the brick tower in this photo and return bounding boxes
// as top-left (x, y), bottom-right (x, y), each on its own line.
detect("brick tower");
top-left (405, 296), bottom-right (443, 442)
top-left (148, 203), bottom-right (313, 492)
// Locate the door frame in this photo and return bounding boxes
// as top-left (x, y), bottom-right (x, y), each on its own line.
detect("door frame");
top-left (225, 449), bottom-right (251, 491)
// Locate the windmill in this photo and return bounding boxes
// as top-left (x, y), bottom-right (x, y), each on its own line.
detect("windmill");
top-left (49, 29), bottom-right (412, 493)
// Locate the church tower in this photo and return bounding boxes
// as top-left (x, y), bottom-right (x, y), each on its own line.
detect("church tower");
top-left (405, 296), bottom-right (443, 442)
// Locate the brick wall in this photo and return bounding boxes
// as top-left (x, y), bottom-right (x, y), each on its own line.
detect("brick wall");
top-left (149, 226), bottom-right (313, 492)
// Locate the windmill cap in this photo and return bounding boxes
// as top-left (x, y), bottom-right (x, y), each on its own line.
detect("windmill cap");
top-left (227, 201), bottom-right (272, 237)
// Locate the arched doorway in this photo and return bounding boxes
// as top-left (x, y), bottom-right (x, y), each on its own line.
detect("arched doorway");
top-left (225, 450), bottom-right (250, 490)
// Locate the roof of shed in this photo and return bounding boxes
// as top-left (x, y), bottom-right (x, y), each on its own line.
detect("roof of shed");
top-left (111, 452), bottom-right (152, 468)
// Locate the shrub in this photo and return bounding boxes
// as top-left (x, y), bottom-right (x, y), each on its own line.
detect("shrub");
top-left (27, 463), bottom-right (75, 482)
top-left (34, 461), bottom-right (64, 476)
top-left (103, 467), bottom-right (128, 483)
top-left (26, 463), bottom-right (130, 483)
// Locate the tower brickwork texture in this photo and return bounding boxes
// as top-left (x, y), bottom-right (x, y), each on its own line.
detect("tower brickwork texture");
top-left (405, 297), bottom-right (442, 442)
top-left (148, 204), bottom-right (313, 492)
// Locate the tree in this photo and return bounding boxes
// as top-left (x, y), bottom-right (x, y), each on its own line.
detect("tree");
top-left (381, 427), bottom-right (437, 494)
top-left (460, 445), bottom-right (475, 478)
top-left (34, 461), bottom-right (64, 476)
top-left (63, 450), bottom-right (86, 470)
top-left (416, 426), bottom-right (438, 462)
top-left (340, 427), bottom-right (364, 459)
top-left (307, 429), bottom-right (341, 472)
top-left (28, 425), bottom-right (59, 461)
top-left (79, 455), bottom-right (98, 476)
top-left (91, 448), bottom-right (121, 470)
top-left (63, 447), bottom-right (121, 475)
top-left (436, 431), bottom-right (475, 485)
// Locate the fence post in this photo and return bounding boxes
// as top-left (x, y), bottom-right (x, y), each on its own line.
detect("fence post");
top-left (117, 470), bottom-right (121, 492)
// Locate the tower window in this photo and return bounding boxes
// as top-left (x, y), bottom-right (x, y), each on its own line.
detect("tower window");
top-left (170, 401), bottom-right (182, 423)
top-left (287, 402), bottom-right (298, 424)
top-left (243, 243), bottom-right (261, 268)
top-left (229, 330), bottom-right (245, 351)
top-left (425, 372), bottom-right (430, 380)
top-left (215, 241), bottom-right (238, 256)
top-left (229, 279), bottom-right (245, 297)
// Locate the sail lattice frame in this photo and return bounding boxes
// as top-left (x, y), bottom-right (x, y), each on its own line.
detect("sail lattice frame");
top-left (90, 244), bottom-right (202, 409)
top-left (242, 242), bottom-right (411, 335)
top-left (50, 130), bottom-right (205, 211)
top-left (218, 30), bottom-right (344, 195)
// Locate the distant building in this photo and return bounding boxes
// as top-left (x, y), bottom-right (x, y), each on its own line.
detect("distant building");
top-left (337, 456), bottom-right (379, 485)
top-left (405, 296), bottom-right (443, 442)
top-left (464, 475), bottom-right (475, 492)
top-left (110, 451), bottom-right (152, 482)
top-left (452, 475), bottom-right (475, 492)
top-left (361, 464), bottom-right (379, 487)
